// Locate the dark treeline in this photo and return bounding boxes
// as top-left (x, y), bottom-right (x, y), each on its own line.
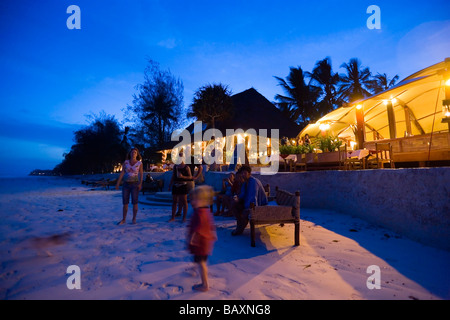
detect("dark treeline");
top-left (53, 113), bottom-right (127, 175)
top-left (48, 56), bottom-right (398, 175)
top-left (274, 57), bottom-right (399, 129)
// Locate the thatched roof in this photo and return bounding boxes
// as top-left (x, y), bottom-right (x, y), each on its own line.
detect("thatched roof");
top-left (215, 87), bottom-right (301, 137)
top-left (161, 88), bottom-right (301, 150)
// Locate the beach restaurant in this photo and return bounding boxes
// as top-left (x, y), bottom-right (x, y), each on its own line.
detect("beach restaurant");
top-left (298, 58), bottom-right (450, 168)
top-left (159, 88), bottom-right (301, 168)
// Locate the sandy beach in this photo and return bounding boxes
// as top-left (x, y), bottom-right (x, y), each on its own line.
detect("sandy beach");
top-left (0, 176), bottom-right (448, 300)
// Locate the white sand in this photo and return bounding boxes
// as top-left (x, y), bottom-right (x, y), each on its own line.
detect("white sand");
top-left (0, 176), bottom-right (448, 300)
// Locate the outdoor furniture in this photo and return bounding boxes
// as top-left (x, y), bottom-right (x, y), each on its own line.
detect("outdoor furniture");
top-left (344, 149), bottom-right (368, 170)
top-left (249, 187), bottom-right (300, 247)
top-left (142, 179), bottom-right (164, 194)
top-left (103, 179), bottom-right (118, 190)
top-left (289, 155), bottom-right (307, 172)
top-left (337, 144), bottom-right (348, 170)
top-left (364, 132), bottom-right (450, 166)
top-left (279, 154), bottom-right (296, 171)
top-left (366, 143), bottom-right (395, 169)
top-left (82, 178), bottom-right (118, 190)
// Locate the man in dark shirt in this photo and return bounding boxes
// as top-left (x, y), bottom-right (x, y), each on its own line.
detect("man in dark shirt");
top-left (232, 165), bottom-right (268, 235)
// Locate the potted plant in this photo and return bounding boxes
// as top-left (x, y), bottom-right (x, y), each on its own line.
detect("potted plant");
top-left (315, 135), bottom-right (343, 163)
top-left (279, 144), bottom-right (301, 157)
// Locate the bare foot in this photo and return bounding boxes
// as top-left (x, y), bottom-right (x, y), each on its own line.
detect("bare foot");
top-left (117, 220), bottom-right (125, 225)
top-left (168, 218), bottom-right (175, 222)
top-left (132, 219), bottom-right (136, 224)
top-left (192, 284), bottom-right (208, 292)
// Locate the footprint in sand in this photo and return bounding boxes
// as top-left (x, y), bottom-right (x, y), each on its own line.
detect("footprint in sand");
top-left (183, 266), bottom-right (198, 277)
top-left (139, 281), bottom-right (152, 289)
top-left (158, 283), bottom-right (184, 298)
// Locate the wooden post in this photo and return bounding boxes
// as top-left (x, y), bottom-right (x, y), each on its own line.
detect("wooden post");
top-left (294, 191), bottom-right (300, 246)
top-left (250, 202), bottom-right (256, 247)
top-left (386, 101), bottom-right (397, 139)
top-left (404, 105), bottom-right (412, 137)
top-left (443, 80), bottom-right (450, 131)
top-left (355, 105), bottom-right (365, 149)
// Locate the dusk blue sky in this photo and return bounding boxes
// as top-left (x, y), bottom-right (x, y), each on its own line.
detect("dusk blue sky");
top-left (1, 0), bottom-right (449, 176)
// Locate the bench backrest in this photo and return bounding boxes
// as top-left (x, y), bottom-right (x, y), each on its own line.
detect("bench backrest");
top-left (276, 188), bottom-right (299, 207)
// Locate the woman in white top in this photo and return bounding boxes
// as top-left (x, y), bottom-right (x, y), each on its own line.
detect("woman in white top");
top-left (116, 148), bottom-right (143, 225)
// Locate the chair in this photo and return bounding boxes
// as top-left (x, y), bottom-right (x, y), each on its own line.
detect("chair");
top-left (337, 144), bottom-right (347, 170)
top-left (249, 187), bottom-right (300, 247)
top-left (367, 143), bottom-right (395, 169)
top-left (344, 146), bottom-right (364, 170)
top-left (344, 157), bottom-right (364, 170)
top-left (290, 154), bottom-right (307, 172)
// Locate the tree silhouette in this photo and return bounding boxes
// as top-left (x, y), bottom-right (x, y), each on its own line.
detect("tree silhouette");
top-left (54, 113), bottom-right (126, 175)
top-left (125, 59), bottom-right (184, 149)
top-left (274, 57), bottom-right (401, 126)
top-left (338, 58), bottom-right (373, 102)
top-left (368, 73), bottom-right (399, 94)
top-left (308, 57), bottom-right (342, 117)
top-left (188, 83), bottom-right (234, 129)
top-left (274, 66), bottom-right (321, 127)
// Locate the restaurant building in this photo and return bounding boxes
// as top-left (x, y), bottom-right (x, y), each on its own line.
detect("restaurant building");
top-left (299, 58), bottom-right (450, 167)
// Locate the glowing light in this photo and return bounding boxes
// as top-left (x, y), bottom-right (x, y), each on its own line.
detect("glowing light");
top-left (319, 123), bottom-right (330, 131)
top-left (445, 79), bottom-right (450, 86)
top-left (356, 104), bottom-right (362, 110)
top-left (443, 105), bottom-right (450, 118)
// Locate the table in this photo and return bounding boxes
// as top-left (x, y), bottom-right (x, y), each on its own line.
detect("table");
top-left (345, 149), bottom-right (375, 169)
top-left (346, 149), bottom-right (370, 159)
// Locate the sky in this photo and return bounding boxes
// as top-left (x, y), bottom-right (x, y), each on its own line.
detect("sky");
top-left (1, 0), bottom-right (449, 176)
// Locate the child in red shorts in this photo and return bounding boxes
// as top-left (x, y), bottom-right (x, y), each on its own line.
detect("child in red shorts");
top-left (187, 185), bottom-right (217, 292)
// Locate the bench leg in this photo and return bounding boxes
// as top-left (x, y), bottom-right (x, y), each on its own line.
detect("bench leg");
top-left (294, 221), bottom-right (300, 246)
top-left (250, 220), bottom-right (256, 247)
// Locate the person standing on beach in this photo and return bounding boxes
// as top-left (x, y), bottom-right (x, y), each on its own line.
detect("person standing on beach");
top-left (168, 151), bottom-right (192, 222)
top-left (187, 154), bottom-right (203, 192)
top-left (187, 185), bottom-right (217, 292)
top-left (116, 147), bottom-right (143, 225)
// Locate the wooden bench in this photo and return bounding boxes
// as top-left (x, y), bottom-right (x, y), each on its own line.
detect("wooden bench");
top-left (249, 187), bottom-right (300, 247)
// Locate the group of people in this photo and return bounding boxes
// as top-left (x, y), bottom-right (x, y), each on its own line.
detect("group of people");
top-left (281, 134), bottom-right (311, 147)
top-left (114, 147), bottom-right (269, 292)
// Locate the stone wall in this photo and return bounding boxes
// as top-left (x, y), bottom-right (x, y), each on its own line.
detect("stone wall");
top-left (202, 168), bottom-right (450, 251)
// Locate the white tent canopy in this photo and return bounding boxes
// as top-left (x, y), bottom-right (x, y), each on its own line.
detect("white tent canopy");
top-left (299, 58), bottom-right (450, 144)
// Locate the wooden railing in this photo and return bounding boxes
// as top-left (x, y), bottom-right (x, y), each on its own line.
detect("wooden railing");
top-left (363, 132), bottom-right (450, 163)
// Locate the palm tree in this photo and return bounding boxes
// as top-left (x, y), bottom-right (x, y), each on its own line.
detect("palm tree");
top-left (188, 83), bottom-right (234, 129)
top-left (369, 73), bottom-right (399, 94)
top-left (308, 57), bottom-right (342, 117)
top-left (338, 58), bottom-right (373, 102)
top-left (274, 66), bottom-right (321, 127)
